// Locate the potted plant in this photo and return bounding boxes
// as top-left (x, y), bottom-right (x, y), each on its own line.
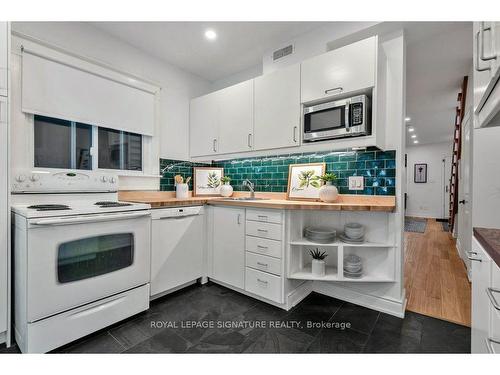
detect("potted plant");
top-left (318, 173), bottom-right (338, 202)
top-left (309, 248), bottom-right (328, 276)
top-left (220, 176), bottom-right (233, 197)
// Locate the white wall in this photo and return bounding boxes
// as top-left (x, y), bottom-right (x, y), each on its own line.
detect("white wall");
top-left (406, 141), bottom-right (452, 218)
top-left (10, 22), bottom-right (211, 189)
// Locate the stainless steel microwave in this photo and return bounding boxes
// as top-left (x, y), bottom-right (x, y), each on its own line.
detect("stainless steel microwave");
top-left (303, 94), bottom-right (371, 142)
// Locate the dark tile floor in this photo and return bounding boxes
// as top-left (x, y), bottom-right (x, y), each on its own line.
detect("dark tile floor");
top-left (0, 282), bottom-right (471, 354)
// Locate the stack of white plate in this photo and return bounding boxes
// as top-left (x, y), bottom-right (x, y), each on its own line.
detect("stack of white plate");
top-left (304, 226), bottom-right (336, 243)
top-left (344, 254), bottom-right (363, 278)
top-left (339, 223), bottom-right (365, 244)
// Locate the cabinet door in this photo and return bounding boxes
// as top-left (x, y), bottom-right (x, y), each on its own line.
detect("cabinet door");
top-left (471, 237), bottom-right (492, 353)
top-left (0, 97), bottom-right (7, 335)
top-left (212, 207), bottom-right (245, 289)
top-left (151, 213), bottom-right (204, 297)
top-left (474, 22), bottom-right (494, 113)
top-left (301, 36), bottom-right (377, 103)
top-left (0, 22), bottom-right (7, 96)
top-left (217, 80), bottom-right (254, 154)
top-left (254, 64), bottom-right (300, 150)
top-left (190, 92), bottom-right (219, 157)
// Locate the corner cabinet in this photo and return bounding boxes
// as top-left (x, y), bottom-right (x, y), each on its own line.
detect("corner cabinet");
top-left (253, 64), bottom-right (301, 151)
top-left (190, 92), bottom-right (219, 157)
top-left (211, 206), bottom-right (246, 289)
top-left (300, 36), bottom-right (377, 104)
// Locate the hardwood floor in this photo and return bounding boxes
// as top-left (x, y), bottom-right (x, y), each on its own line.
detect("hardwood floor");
top-left (404, 218), bottom-right (471, 327)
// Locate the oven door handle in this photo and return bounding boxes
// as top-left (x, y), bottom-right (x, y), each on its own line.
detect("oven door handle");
top-left (30, 211), bottom-right (151, 226)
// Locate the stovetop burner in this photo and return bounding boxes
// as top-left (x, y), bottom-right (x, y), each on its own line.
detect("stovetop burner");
top-left (94, 201), bottom-right (133, 208)
top-left (27, 204), bottom-right (71, 211)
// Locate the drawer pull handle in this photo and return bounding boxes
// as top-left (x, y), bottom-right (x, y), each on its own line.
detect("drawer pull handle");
top-left (486, 287), bottom-right (500, 310)
top-left (486, 337), bottom-right (500, 353)
top-left (467, 251), bottom-right (482, 262)
top-left (257, 215), bottom-right (268, 219)
top-left (257, 229), bottom-right (268, 233)
top-left (257, 262), bottom-right (268, 267)
top-left (257, 245), bottom-right (268, 249)
top-left (325, 87), bottom-right (343, 95)
top-left (257, 278), bottom-right (268, 285)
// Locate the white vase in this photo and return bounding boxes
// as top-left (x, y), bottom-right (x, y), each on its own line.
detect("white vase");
top-left (311, 259), bottom-right (326, 277)
top-left (319, 181), bottom-right (339, 202)
top-left (175, 183), bottom-right (189, 199)
top-left (220, 182), bottom-right (233, 197)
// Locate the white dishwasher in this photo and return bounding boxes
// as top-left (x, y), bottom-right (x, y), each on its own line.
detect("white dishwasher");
top-left (150, 206), bottom-right (205, 299)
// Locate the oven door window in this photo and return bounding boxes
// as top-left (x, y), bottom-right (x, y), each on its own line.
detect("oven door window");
top-left (304, 106), bottom-right (346, 133)
top-left (57, 233), bottom-right (134, 283)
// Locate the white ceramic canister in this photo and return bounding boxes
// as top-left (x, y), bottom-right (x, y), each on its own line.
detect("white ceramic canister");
top-left (319, 181), bottom-right (339, 203)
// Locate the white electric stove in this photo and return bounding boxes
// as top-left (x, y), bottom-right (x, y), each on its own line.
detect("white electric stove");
top-left (11, 169), bottom-right (152, 353)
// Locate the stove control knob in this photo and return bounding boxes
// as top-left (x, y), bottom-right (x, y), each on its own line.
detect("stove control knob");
top-left (100, 176), bottom-right (108, 183)
top-left (29, 174), bottom-right (40, 182)
top-left (16, 174), bottom-right (27, 183)
top-left (110, 177), bottom-right (117, 184)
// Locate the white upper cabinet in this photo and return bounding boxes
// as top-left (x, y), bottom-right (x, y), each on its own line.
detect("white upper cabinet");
top-left (217, 80), bottom-right (254, 154)
top-left (301, 36), bottom-right (377, 104)
top-left (0, 22), bottom-right (8, 97)
top-left (189, 92), bottom-right (219, 157)
top-left (254, 64), bottom-right (300, 151)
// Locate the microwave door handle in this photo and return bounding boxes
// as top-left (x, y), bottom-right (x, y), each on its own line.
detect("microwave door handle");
top-left (345, 101), bottom-right (351, 132)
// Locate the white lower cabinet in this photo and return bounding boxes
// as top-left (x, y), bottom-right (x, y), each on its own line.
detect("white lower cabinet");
top-left (488, 257), bottom-right (500, 353)
top-left (245, 252), bottom-right (281, 276)
top-left (212, 206), bottom-right (246, 290)
top-left (245, 268), bottom-right (282, 303)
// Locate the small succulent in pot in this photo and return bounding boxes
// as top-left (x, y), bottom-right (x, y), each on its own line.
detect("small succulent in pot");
top-left (318, 172), bottom-right (339, 203)
top-left (309, 248), bottom-right (328, 277)
top-left (220, 176), bottom-right (234, 197)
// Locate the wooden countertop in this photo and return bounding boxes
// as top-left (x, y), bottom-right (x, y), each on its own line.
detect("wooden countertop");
top-left (118, 191), bottom-right (396, 212)
top-left (474, 227), bottom-right (500, 268)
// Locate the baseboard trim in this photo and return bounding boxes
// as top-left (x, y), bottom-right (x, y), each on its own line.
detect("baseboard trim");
top-left (313, 282), bottom-right (406, 318)
top-left (286, 281), bottom-right (313, 310)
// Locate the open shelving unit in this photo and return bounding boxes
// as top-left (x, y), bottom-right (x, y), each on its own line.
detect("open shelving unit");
top-left (287, 210), bottom-right (397, 283)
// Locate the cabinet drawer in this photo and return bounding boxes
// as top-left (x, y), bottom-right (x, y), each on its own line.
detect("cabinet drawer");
top-left (246, 209), bottom-right (282, 224)
top-left (246, 252), bottom-right (281, 276)
top-left (246, 220), bottom-right (282, 241)
top-left (245, 267), bottom-right (282, 303)
top-left (246, 236), bottom-right (282, 258)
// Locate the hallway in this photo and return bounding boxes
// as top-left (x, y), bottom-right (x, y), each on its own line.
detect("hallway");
top-left (404, 219), bottom-right (471, 326)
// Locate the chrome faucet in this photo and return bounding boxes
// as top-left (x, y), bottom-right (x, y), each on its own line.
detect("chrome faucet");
top-left (242, 179), bottom-right (255, 198)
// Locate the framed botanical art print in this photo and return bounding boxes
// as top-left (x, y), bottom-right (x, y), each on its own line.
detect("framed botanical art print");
top-left (193, 167), bottom-right (224, 196)
top-left (287, 163), bottom-right (326, 201)
top-left (414, 163), bottom-right (428, 183)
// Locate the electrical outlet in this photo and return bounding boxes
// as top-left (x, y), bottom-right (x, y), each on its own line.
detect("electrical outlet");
top-left (348, 176), bottom-right (364, 191)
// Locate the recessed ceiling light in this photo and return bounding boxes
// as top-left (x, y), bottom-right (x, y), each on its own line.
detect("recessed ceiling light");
top-left (413, 140), bottom-right (419, 144)
top-left (408, 127), bottom-right (414, 132)
top-left (405, 117), bottom-right (411, 122)
top-left (204, 29), bottom-right (217, 41)
top-left (411, 134), bottom-right (417, 138)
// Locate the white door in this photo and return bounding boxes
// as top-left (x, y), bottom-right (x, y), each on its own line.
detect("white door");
top-left (217, 80), bottom-right (254, 154)
top-left (457, 111), bottom-right (473, 274)
top-left (254, 64), bottom-right (301, 150)
top-left (26, 212), bottom-right (151, 321)
top-left (301, 36), bottom-right (377, 103)
top-left (442, 156), bottom-right (452, 219)
top-left (190, 92), bottom-right (219, 157)
top-left (212, 206), bottom-right (245, 289)
top-left (0, 97), bottom-right (7, 335)
top-left (150, 209), bottom-right (204, 297)
top-left (471, 238), bottom-right (492, 353)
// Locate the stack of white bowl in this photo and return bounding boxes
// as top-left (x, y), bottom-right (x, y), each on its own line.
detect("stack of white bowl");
top-left (344, 254), bottom-right (363, 278)
top-left (304, 226), bottom-right (336, 244)
top-left (339, 223), bottom-right (365, 244)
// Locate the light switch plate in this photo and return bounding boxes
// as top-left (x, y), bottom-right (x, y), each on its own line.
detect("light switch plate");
top-left (348, 176), bottom-right (364, 191)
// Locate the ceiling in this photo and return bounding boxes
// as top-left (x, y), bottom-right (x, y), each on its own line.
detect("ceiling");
top-left (90, 22), bottom-right (328, 82)
top-left (405, 22), bottom-right (472, 146)
top-left (91, 21), bottom-right (473, 147)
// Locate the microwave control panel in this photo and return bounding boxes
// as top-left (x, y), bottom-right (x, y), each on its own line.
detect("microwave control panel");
top-left (350, 103), bottom-right (364, 126)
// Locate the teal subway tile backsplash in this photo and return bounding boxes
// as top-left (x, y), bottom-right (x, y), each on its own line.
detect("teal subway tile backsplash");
top-left (159, 147), bottom-right (396, 196)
